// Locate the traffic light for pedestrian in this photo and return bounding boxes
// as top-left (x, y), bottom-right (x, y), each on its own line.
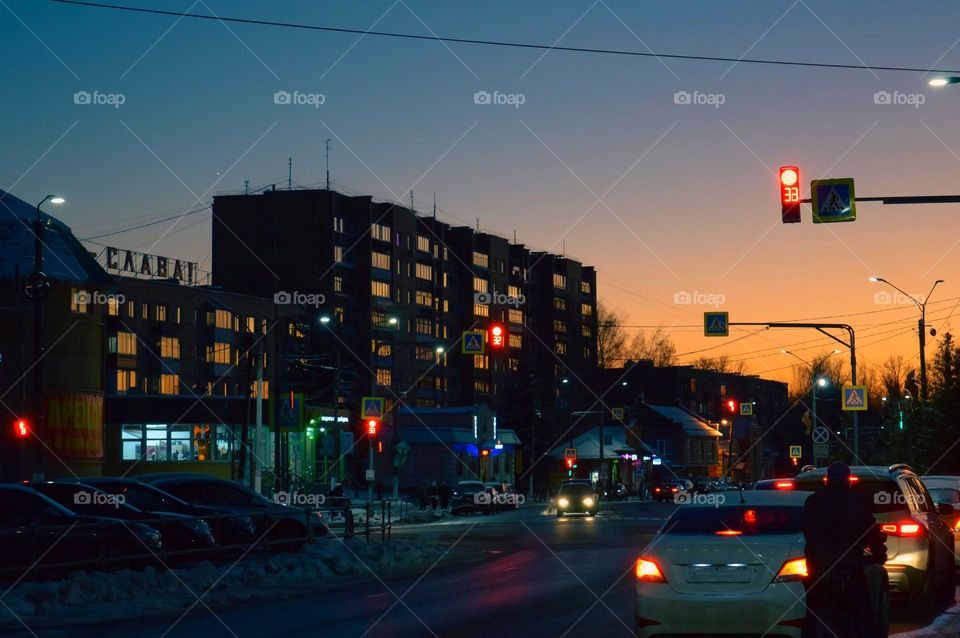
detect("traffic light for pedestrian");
top-left (14, 418), bottom-right (28, 438)
top-left (780, 166), bottom-right (801, 223)
top-left (366, 418), bottom-right (379, 437)
top-left (488, 323), bottom-right (506, 349)
top-left (726, 399), bottom-right (737, 413)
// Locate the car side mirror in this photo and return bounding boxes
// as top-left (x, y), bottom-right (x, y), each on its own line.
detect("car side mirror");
top-left (937, 502), bottom-right (954, 516)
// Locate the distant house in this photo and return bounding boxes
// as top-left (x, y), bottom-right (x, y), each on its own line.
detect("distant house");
top-left (635, 403), bottom-right (722, 480)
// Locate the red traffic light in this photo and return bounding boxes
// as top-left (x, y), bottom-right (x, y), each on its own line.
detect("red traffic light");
top-left (780, 166), bottom-right (801, 223)
top-left (565, 458), bottom-right (574, 469)
top-left (366, 419), bottom-right (379, 436)
top-left (726, 399), bottom-right (737, 413)
top-left (488, 323), bottom-right (506, 349)
top-left (14, 419), bottom-right (28, 438)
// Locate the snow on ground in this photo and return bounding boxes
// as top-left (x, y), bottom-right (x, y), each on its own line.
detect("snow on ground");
top-left (0, 538), bottom-right (448, 628)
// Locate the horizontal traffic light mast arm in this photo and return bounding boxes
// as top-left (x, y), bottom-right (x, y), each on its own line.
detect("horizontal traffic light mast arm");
top-left (796, 195), bottom-right (960, 204)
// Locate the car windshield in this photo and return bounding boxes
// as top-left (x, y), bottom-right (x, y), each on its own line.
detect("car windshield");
top-left (664, 506), bottom-right (804, 535)
top-left (928, 488), bottom-right (960, 504)
top-left (558, 484), bottom-right (594, 496)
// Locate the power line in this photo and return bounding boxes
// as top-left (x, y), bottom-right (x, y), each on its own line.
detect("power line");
top-left (48, 0), bottom-right (960, 76)
top-left (79, 205), bottom-right (211, 240)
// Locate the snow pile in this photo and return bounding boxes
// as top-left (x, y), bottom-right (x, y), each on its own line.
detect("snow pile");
top-left (1, 538), bottom-right (447, 627)
top-left (397, 509), bottom-right (449, 524)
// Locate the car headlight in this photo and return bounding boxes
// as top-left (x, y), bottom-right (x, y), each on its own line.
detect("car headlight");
top-left (582, 497), bottom-right (595, 507)
top-left (557, 497), bottom-right (569, 508)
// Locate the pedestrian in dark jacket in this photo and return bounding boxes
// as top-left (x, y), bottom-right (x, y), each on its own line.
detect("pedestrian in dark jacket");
top-left (439, 482), bottom-right (451, 510)
top-left (803, 462), bottom-right (886, 638)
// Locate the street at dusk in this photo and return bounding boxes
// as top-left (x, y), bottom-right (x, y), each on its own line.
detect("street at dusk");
top-left (4, 2), bottom-right (960, 637)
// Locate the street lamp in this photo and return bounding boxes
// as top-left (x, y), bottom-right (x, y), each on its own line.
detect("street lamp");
top-left (870, 276), bottom-right (944, 401)
top-left (29, 194), bottom-right (63, 481)
top-left (928, 77), bottom-right (960, 87)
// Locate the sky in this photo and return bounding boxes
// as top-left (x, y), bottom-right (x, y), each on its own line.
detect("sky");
top-left (4, 0), bottom-right (960, 385)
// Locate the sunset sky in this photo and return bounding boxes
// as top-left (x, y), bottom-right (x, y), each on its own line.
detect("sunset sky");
top-left (4, 0), bottom-right (960, 385)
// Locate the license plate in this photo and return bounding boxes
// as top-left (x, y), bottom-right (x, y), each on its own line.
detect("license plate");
top-left (687, 564), bottom-right (754, 583)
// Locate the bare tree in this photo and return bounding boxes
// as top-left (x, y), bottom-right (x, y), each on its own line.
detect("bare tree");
top-left (627, 327), bottom-right (678, 367)
top-left (692, 354), bottom-right (747, 375)
top-left (596, 302), bottom-right (628, 368)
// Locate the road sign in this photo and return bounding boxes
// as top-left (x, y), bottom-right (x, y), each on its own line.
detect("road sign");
top-left (612, 407), bottom-right (625, 420)
top-left (269, 392), bottom-right (304, 431)
top-left (812, 427), bottom-right (830, 444)
top-left (814, 441), bottom-right (829, 459)
top-left (739, 402), bottom-right (753, 416)
top-left (461, 330), bottom-right (485, 354)
top-left (360, 396), bottom-right (385, 419)
top-left (704, 311), bottom-right (729, 337)
top-left (789, 445), bottom-right (802, 459)
top-left (564, 448), bottom-right (577, 461)
top-left (811, 178), bottom-right (856, 223)
top-left (842, 385), bottom-right (868, 411)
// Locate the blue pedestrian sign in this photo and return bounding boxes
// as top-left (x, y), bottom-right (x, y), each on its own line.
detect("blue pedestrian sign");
top-left (703, 312), bottom-right (729, 337)
top-left (842, 385), bottom-right (868, 411)
top-left (361, 396), bottom-right (385, 419)
top-left (461, 330), bottom-right (485, 354)
top-left (812, 178), bottom-right (856, 223)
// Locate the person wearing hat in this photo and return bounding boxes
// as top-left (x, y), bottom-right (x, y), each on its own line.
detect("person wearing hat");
top-left (803, 462), bottom-right (886, 637)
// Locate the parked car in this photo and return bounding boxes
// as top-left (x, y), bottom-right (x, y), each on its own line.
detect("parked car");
top-left (921, 475), bottom-right (960, 568)
top-left (71, 477), bottom-right (257, 548)
top-left (0, 484), bottom-right (162, 573)
top-left (136, 473), bottom-right (325, 551)
top-left (484, 481), bottom-right (521, 510)
top-left (30, 481), bottom-right (216, 557)
top-left (795, 464), bottom-right (955, 608)
top-left (604, 483), bottom-right (629, 501)
top-left (451, 480), bottom-right (490, 514)
top-left (652, 481), bottom-right (686, 502)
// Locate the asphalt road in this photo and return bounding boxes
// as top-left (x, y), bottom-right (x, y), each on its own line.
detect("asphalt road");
top-left (4, 500), bottom-right (952, 638)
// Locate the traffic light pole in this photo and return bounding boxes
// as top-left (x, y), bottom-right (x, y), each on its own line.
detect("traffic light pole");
top-left (730, 322), bottom-right (859, 459)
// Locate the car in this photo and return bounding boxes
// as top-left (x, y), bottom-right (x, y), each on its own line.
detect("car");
top-left (30, 481), bottom-right (216, 557)
top-left (921, 475), bottom-right (960, 568)
top-left (796, 464), bottom-right (955, 608)
top-left (603, 482), bottom-right (629, 501)
top-left (652, 481), bottom-right (685, 502)
top-left (71, 477), bottom-right (258, 548)
top-left (556, 481), bottom-right (598, 517)
top-left (634, 490), bottom-right (889, 638)
top-left (485, 481), bottom-right (521, 510)
top-left (451, 480), bottom-right (488, 514)
top-left (753, 478), bottom-right (796, 491)
top-left (136, 473), bottom-right (325, 550)
top-left (0, 484), bottom-right (162, 573)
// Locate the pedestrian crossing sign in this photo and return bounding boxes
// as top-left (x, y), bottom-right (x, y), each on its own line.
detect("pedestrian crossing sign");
top-left (812, 178), bottom-right (856, 223)
top-left (461, 330), bottom-right (485, 354)
top-left (612, 407), bottom-right (625, 420)
top-left (739, 402), bottom-right (753, 416)
top-left (361, 396), bottom-right (385, 419)
top-left (704, 311), bottom-right (729, 337)
top-left (842, 385), bottom-right (868, 411)
top-left (789, 445), bottom-right (802, 459)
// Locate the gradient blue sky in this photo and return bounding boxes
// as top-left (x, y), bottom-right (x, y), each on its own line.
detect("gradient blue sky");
top-left (4, 0), bottom-right (960, 383)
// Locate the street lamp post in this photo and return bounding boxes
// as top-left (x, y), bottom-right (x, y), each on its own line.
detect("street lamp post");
top-left (782, 349), bottom-right (839, 456)
top-left (29, 195), bottom-right (63, 481)
top-left (870, 277), bottom-right (944, 401)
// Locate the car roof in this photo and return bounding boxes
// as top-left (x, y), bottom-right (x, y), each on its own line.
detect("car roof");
top-left (0, 484), bottom-right (78, 515)
top-left (135, 473), bottom-right (222, 483)
top-left (679, 490), bottom-right (810, 507)
top-left (795, 465), bottom-right (906, 482)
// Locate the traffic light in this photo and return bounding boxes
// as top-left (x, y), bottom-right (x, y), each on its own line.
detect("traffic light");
top-left (366, 418), bottom-right (379, 437)
top-left (565, 458), bottom-right (574, 469)
top-left (14, 418), bottom-right (28, 438)
top-left (726, 399), bottom-right (737, 413)
top-left (780, 166), bottom-right (801, 223)
top-left (488, 323), bottom-right (506, 349)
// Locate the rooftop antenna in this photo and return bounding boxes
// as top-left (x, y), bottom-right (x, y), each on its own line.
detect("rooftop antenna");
top-left (287, 157), bottom-right (292, 190)
top-left (513, 229), bottom-right (517, 243)
top-left (433, 192), bottom-right (437, 219)
top-left (562, 240), bottom-right (566, 256)
top-left (244, 180), bottom-right (249, 195)
top-left (409, 190), bottom-right (414, 211)
top-left (325, 139), bottom-right (331, 190)
top-left (476, 218), bottom-right (479, 232)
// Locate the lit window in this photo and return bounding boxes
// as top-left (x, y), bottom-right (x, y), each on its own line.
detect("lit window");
top-left (206, 343), bottom-right (231, 364)
top-left (508, 308), bottom-right (523, 324)
top-left (553, 297), bottom-right (566, 311)
top-left (553, 273), bottom-right (566, 290)
top-left (116, 370), bottom-right (136, 392)
top-left (371, 223), bottom-right (391, 242)
top-left (334, 245), bottom-right (344, 263)
top-left (555, 342), bottom-right (568, 355)
top-left (160, 374), bottom-right (179, 395)
top-left (416, 290), bottom-right (433, 307)
top-left (376, 368), bottom-right (392, 386)
top-left (509, 333), bottom-right (522, 348)
top-left (417, 235), bottom-right (430, 252)
top-left (141, 302), bottom-right (149, 320)
top-left (473, 251), bottom-right (489, 268)
top-left (107, 296), bottom-right (120, 316)
top-left (581, 281), bottom-right (591, 294)
top-left (474, 355), bottom-right (488, 369)
top-left (554, 320), bottom-right (567, 333)
top-left (508, 285), bottom-right (521, 298)
top-left (160, 337), bottom-right (180, 359)
top-left (156, 305), bottom-right (167, 322)
top-left (371, 280), bottom-right (391, 298)
top-left (333, 217), bottom-right (345, 233)
top-left (116, 331), bottom-right (137, 355)
top-left (474, 303), bottom-right (490, 317)
top-left (372, 252), bottom-right (390, 270)
top-left (581, 303), bottom-right (593, 317)
top-left (473, 277), bottom-right (488, 293)
top-left (334, 275), bottom-right (344, 293)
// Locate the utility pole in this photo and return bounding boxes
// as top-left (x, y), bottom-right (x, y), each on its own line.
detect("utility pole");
top-left (324, 139), bottom-right (331, 190)
top-left (287, 157), bottom-right (292, 190)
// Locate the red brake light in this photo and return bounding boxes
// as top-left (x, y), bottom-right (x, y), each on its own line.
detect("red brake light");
top-left (881, 522), bottom-right (922, 537)
top-left (774, 557), bottom-right (808, 582)
top-left (954, 518), bottom-right (960, 533)
top-left (743, 509), bottom-right (758, 524)
top-left (775, 481), bottom-right (794, 490)
top-left (715, 530), bottom-right (742, 536)
top-left (635, 558), bottom-right (666, 583)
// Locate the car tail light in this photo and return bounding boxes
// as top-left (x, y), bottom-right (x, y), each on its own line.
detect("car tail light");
top-left (954, 518), bottom-right (960, 533)
top-left (775, 481), bottom-right (794, 490)
top-left (773, 557), bottom-right (808, 583)
top-left (671, 487), bottom-right (678, 493)
top-left (881, 522), bottom-right (922, 537)
top-left (635, 558), bottom-right (666, 583)
top-left (654, 487), bottom-right (661, 492)
top-left (715, 530), bottom-right (742, 536)
top-left (822, 475), bottom-right (859, 484)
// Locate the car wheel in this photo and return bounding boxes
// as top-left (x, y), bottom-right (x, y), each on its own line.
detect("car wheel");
top-left (912, 554), bottom-right (938, 611)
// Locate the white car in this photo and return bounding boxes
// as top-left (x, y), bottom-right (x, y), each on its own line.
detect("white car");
top-left (635, 491), bottom-right (812, 637)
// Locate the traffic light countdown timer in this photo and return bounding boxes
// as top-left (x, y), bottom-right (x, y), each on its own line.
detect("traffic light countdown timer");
top-left (780, 166), bottom-right (801, 223)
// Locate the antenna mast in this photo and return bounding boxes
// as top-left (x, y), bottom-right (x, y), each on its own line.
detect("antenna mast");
top-left (325, 139), bottom-right (331, 190)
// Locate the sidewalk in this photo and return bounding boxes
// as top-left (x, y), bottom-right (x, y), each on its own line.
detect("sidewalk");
top-left (891, 598), bottom-right (960, 638)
